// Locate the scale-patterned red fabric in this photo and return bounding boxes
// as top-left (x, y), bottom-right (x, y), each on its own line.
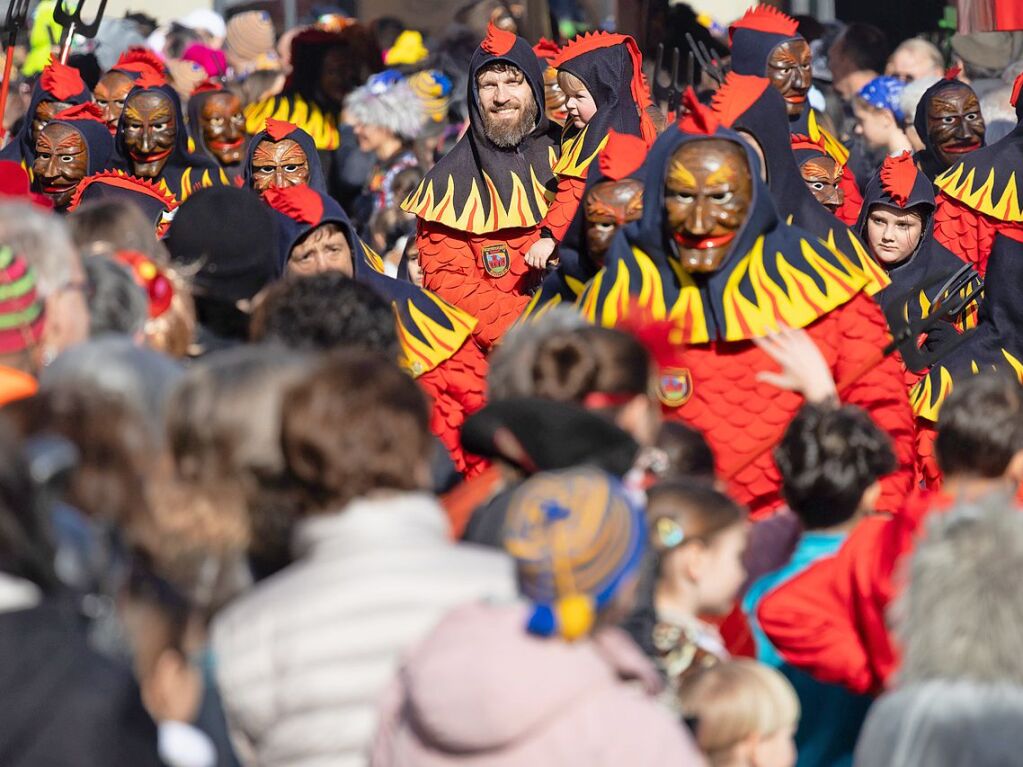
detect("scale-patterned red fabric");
top-left (932, 192), bottom-right (998, 275)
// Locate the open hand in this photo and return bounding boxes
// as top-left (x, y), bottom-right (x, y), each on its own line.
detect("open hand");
top-left (754, 326), bottom-right (837, 403)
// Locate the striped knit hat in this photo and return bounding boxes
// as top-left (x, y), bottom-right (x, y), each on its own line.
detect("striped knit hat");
top-left (503, 467), bottom-right (646, 641)
top-left (0, 246), bottom-right (45, 354)
top-left (226, 11), bottom-right (277, 67)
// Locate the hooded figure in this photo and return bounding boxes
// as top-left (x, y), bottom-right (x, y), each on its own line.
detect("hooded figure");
top-left (93, 48), bottom-right (168, 134)
top-left (402, 22), bottom-right (561, 350)
top-left (913, 71), bottom-right (986, 183)
top-left (856, 152), bottom-right (981, 329)
top-left (113, 72), bottom-right (229, 202)
top-left (264, 183), bottom-right (489, 477)
top-left (243, 119), bottom-right (326, 194)
top-left (68, 170), bottom-right (180, 238)
top-left (728, 5), bottom-right (860, 211)
top-left (713, 72), bottom-right (886, 295)
top-left (524, 129), bottom-right (647, 319)
top-left (578, 95), bottom-right (917, 518)
top-left (31, 103), bottom-right (115, 211)
top-left (187, 81), bottom-right (248, 184)
top-left (0, 61), bottom-right (91, 173)
top-left (931, 71), bottom-right (1023, 276)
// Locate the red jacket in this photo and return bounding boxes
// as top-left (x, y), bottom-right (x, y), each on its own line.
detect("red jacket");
top-left (757, 488), bottom-right (953, 694)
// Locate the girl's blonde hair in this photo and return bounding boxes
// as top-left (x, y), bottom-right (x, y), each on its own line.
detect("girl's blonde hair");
top-left (556, 69), bottom-right (588, 96)
top-left (678, 660), bottom-right (800, 766)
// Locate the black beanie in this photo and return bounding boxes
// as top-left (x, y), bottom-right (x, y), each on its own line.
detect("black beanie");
top-left (165, 186), bottom-right (279, 304)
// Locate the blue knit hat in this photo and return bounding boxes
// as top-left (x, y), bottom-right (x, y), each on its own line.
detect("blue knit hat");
top-left (503, 467), bottom-right (646, 641)
top-left (858, 76), bottom-right (907, 124)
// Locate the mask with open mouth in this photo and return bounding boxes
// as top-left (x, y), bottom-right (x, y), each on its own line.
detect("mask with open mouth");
top-left (200, 91), bottom-right (246, 166)
top-left (665, 138), bottom-right (752, 273)
top-left (122, 90), bottom-right (177, 178)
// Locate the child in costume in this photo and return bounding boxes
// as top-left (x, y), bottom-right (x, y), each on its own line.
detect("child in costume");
top-left (523, 31), bottom-right (656, 271)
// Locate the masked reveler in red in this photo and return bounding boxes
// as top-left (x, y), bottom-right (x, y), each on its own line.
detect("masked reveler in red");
top-left (262, 183), bottom-right (488, 475)
top-left (113, 71), bottom-right (229, 201)
top-left (579, 97), bottom-right (916, 519)
top-left (31, 103), bottom-right (115, 212)
top-left (524, 129), bottom-right (647, 318)
top-left (523, 31), bottom-right (657, 271)
top-left (402, 23), bottom-right (560, 351)
top-left (244, 119), bottom-right (328, 194)
top-left (0, 61), bottom-right (91, 174)
top-left (712, 73), bottom-right (886, 294)
top-left (188, 81), bottom-right (248, 185)
top-left (931, 72), bottom-right (1023, 276)
top-left (728, 5), bottom-right (862, 227)
top-left (913, 68), bottom-right (985, 183)
top-left (93, 48), bottom-right (168, 134)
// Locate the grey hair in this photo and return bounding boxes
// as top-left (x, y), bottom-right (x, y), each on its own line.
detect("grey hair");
top-left (980, 85), bottom-right (1017, 144)
top-left (83, 256), bottom-right (148, 337)
top-left (0, 202), bottom-right (76, 297)
top-left (893, 495), bottom-right (1023, 685)
top-left (344, 80), bottom-right (425, 141)
top-left (855, 680), bottom-right (1023, 767)
top-left (487, 306), bottom-right (589, 400)
top-left (899, 74), bottom-right (940, 126)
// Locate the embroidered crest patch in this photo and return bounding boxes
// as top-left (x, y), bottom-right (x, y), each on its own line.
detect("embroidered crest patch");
top-left (657, 367), bottom-right (693, 407)
top-left (482, 244), bottom-right (511, 278)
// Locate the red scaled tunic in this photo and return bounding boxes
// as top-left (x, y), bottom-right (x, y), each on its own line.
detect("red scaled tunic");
top-left (661, 292), bottom-right (917, 519)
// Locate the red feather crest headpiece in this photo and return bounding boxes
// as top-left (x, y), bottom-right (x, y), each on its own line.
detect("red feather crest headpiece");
top-left (790, 132), bottom-right (828, 153)
top-left (133, 69), bottom-right (168, 89)
top-left (710, 72), bottom-right (770, 128)
top-left (678, 88), bottom-right (720, 136)
top-left (533, 38), bottom-right (560, 64)
top-left (40, 61), bottom-right (86, 101)
top-left (598, 130), bottom-right (647, 181)
top-left (191, 80), bottom-right (224, 96)
top-left (549, 30), bottom-right (630, 68)
top-left (879, 151), bottom-right (918, 208)
top-left (943, 65), bottom-right (962, 82)
top-left (265, 118), bottom-right (297, 141)
top-left (52, 102), bottom-right (105, 123)
top-left (114, 47), bottom-right (167, 78)
top-left (263, 184), bottom-right (324, 226)
top-left (481, 21), bottom-right (516, 56)
top-left (729, 5), bottom-right (799, 45)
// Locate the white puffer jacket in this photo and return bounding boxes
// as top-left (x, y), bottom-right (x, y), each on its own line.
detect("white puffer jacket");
top-left (212, 492), bottom-right (516, 767)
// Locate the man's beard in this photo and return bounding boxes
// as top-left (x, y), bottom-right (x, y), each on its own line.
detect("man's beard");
top-left (482, 97), bottom-right (539, 149)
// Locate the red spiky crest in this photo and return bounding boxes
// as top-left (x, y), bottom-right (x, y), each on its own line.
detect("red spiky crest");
top-left (53, 102), bottom-right (105, 123)
top-left (67, 170), bottom-right (179, 217)
top-left (262, 184), bottom-right (324, 226)
top-left (133, 69), bottom-right (167, 89)
top-left (1012, 71), bottom-right (1023, 108)
top-left (677, 88), bottom-right (719, 135)
top-left (598, 130), bottom-right (647, 180)
top-left (40, 61), bottom-right (85, 101)
top-left (481, 21), bottom-right (516, 56)
top-left (728, 5), bottom-right (799, 46)
top-left (549, 30), bottom-right (629, 68)
top-left (191, 80), bottom-right (224, 96)
top-left (265, 118), bottom-right (297, 141)
top-left (710, 72), bottom-right (770, 127)
top-left (533, 38), bottom-right (560, 63)
top-left (115, 47), bottom-right (167, 77)
top-left (879, 151), bottom-right (918, 208)
top-left (790, 132), bottom-right (827, 153)
top-left (944, 65), bottom-right (962, 81)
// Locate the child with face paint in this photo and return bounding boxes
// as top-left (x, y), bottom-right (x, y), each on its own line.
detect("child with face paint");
top-left (913, 69), bottom-right (986, 182)
top-left (579, 95), bottom-right (917, 519)
top-left (31, 104), bottom-right (115, 211)
top-left (523, 31), bottom-right (656, 271)
top-left (853, 76), bottom-right (914, 158)
top-left (113, 71), bottom-right (230, 202)
top-left (0, 61), bottom-right (91, 175)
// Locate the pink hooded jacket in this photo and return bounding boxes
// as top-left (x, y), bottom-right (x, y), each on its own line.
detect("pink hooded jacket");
top-left (370, 602), bottom-right (706, 766)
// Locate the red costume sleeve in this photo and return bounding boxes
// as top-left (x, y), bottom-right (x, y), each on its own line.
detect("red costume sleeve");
top-left (415, 337), bottom-right (489, 478)
top-left (826, 292), bottom-right (918, 512)
top-left (542, 176), bottom-right (586, 241)
top-left (916, 420), bottom-right (941, 489)
top-left (835, 165), bottom-right (863, 227)
top-left (933, 193), bottom-right (997, 276)
top-left (416, 220), bottom-right (534, 351)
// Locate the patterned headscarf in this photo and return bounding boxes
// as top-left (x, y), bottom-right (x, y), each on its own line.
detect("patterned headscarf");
top-left (858, 76), bottom-right (907, 124)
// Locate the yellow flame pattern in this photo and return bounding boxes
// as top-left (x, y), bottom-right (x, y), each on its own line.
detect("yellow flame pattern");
top-left (552, 125), bottom-right (607, 180)
top-left (244, 95), bottom-right (341, 151)
top-left (934, 163), bottom-right (1023, 222)
top-left (394, 290), bottom-right (478, 377)
top-left (911, 348), bottom-right (1023, 422)
top-left (807, 109), bottom-right (849, 165)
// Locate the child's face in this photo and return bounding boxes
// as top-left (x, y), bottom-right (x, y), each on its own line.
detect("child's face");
top-left (853, 102), bottom-right (894, 149)
top-left (696, 522), bottom-right (749, 615)
top-left (751, 725), bottom-right (797, 767)
top-left (865, 204), bottom-right (923, 266)
top-left (561, 77), bottom-right (597, 129)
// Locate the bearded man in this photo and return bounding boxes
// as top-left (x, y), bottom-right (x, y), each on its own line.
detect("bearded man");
top-left (402, 23), bottom-right (560, 351)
